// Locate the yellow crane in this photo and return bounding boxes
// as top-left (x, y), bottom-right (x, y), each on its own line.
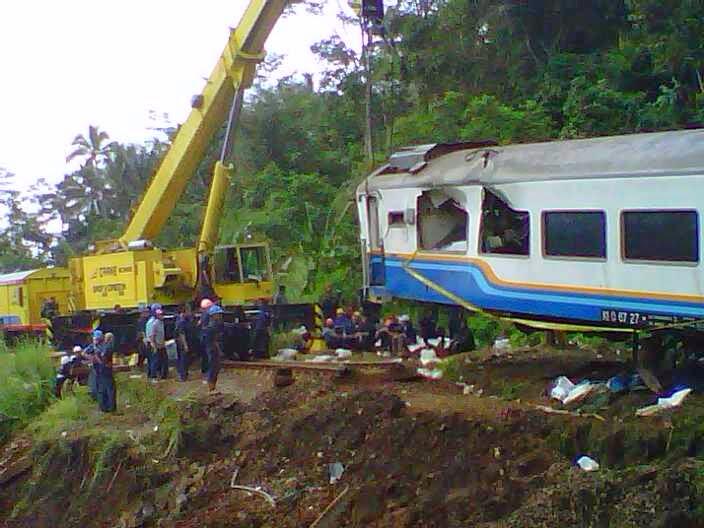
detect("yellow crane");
top-left (67, 0), bottom-right (291, 313)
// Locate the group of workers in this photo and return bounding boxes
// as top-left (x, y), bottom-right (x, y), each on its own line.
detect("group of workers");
top-left (55, 296), bottom-right (275, 412)
top-left (136, 299), bottom-right (228, 392)
top-left (320, 299), bottom-right (475, 358)
top-left (55, 329), bottom-right (117, 412)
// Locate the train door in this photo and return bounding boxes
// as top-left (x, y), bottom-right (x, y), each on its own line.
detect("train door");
top-left (367, 195), bottom-right (385, 286)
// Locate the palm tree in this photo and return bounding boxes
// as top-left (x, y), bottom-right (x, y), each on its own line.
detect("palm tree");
top-left (66, 125), bottom-right (116, 167)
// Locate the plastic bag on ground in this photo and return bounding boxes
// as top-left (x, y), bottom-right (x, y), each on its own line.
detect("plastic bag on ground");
top-left (274, 348), bottom-right (298, 361)
top-left (420, 349), bottom-right (439, 366)
top-left (418, 367), bottom-right (443, 380)
top-left (576, 455), bottom-right (600, 472)
top-left (336, 348), bottom-right (352, 360)
top-left (328, 462), bottom-right (345, 484)
top-left (563, 383), bottom-right (596, 406)
top-left (493, 337), bottom-right (511, 351)
top-left (551, 376), bottom-right (575, 402)
top-left (407, 343), bottom-right (426, 354)
top-left (636, 387), bottom-right (692, 417)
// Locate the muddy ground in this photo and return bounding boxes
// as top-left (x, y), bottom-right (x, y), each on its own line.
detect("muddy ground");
top-left (2, 348), bottom-right (704, 527)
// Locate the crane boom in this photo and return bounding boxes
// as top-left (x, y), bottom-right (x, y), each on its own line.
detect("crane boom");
top-left (119, 0), bottom-right (288, 246)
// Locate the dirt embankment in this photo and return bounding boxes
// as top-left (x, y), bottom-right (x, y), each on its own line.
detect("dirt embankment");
top-left (2, 353), bottom-right (704, 528)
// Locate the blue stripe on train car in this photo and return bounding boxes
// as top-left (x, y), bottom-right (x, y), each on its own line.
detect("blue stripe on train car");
top-left (370, 255), bottom-right (704, 322)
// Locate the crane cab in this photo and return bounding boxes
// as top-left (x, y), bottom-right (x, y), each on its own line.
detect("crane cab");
top-left (213, 243), bottom-right (273, 305)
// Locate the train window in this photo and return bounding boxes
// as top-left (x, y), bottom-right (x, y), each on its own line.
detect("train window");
top-left (544, 211), bottom-right (606, 258)
top-left (388, 211), bottom-right (405, 227)
top-left (622, 210), bottom-right (699, 263)
top-left (417, 191), bottom-right (468, 252)
top-left (480, 190), bottom-right (529, 256)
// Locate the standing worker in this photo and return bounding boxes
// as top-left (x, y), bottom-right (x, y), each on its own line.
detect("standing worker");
top-left (83, 330), bottom-right (106, 400)
top-left (250, 298), bottom-right (272, 359)
top-left (148, 309), bottom-right (168, 381)
top-left (175, 305), bottom-right (194, 382)
top-left (203, 304), bottom-right (224, 392)
top-left (198, 298), bottom-right (214, 377)
top-left (93, 331), bottom-right (116, 412)
top-left (144, 309), bottom-right (157, 380)
top-left (136, 307), bottom-right (150, 369)
top-left (273, 284), bottom-right (288, 305)
top-left (320, 284), bottom-right (339, 320)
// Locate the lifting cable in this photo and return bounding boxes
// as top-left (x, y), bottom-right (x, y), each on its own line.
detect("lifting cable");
top-left (399, 251), bottom-right (637, 334)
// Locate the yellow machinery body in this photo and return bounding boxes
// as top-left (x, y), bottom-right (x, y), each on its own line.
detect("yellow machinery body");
top-left (69, 248), bottom-right (196, 311)
top-left (70, 243), bottom-right (273, 311)
top-left (0, 268), bottom-right (71, 325)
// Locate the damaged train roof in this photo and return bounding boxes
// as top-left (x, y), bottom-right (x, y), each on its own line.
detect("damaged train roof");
top-left (358, 129), bottom-right (704, 192)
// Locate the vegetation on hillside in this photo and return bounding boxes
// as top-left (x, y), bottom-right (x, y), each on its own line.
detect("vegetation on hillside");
top-left (0, 0), bottom-right (702, 300)
top-left (0, 340), bottom-right (56, 443)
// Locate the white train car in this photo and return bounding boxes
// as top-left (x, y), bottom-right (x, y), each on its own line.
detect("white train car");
top-left (356, 129), bottom-right (704, 335)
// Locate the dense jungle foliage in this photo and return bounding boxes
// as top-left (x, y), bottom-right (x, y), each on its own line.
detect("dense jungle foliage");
top-left (1, 0), bottom-right (702, 301)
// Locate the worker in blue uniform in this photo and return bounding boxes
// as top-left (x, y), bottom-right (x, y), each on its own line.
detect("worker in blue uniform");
top-left (175, 305), bottom-right (195, 381)
top-left (203, 304), bottom-right (224, 392)
top-left (83, 330), bottom-right (105, 400)
top-left (94, 332), bottom-right (116, 412)
top-left (250, 298), bottom-right (272, 359)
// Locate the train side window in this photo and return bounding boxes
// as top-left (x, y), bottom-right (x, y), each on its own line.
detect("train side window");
top-left (417, 191), bottom-right (468, 252)
top-left (544, 211), bottom-right (606, 258)
top-left (480, 191), bottom-right (529, 256)
top-left (622, 210), bottom-right (699, 263)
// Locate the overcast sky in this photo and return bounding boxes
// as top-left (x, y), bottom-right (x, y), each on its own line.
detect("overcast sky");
top-left (0, 0), bottom-right (359, 192)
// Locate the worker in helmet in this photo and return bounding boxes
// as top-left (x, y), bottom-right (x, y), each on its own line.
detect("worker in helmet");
top-left (203, 304), bottom-right (224, 392)
top-left (54, 346), bottom-right (82, 398)
top-left (198, 298), bottom-right (214, 376)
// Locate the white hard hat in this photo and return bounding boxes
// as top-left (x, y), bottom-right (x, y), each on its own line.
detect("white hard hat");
top-left (72, 346), bottom-right (82, 353)
top-left (60, 355), bottom-right (72, 366)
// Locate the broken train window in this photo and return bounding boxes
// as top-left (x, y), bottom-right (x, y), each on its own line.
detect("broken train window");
top-left (480, 189), bottom-right (530, 256)
top-left (417, 190), bottom-right (468, 252)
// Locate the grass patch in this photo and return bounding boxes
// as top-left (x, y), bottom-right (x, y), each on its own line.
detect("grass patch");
top-left (29, 391), bottom-right (93, 440)
top-left (0, 339), bottom-right (56, 443)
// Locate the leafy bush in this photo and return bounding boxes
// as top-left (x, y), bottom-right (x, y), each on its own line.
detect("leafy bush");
top-left (467, 314), bottom-right (501, 348)
top-left (0, 340), bottom-right (56, 443)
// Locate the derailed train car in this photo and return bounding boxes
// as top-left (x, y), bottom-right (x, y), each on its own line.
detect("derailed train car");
top-left (356, 129), bottom-right (704, 340)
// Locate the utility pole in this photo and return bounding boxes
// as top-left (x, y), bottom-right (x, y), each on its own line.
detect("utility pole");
top-left (353, 0), bottom-right (384, 167)
top-left (361, 18), bottom-right (374, 166)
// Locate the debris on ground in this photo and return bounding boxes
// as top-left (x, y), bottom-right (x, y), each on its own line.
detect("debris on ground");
top-left (230, 485), bottom-right (276, 507)
top-left (550, 376), bottom-right (598, 405)
top-left (636, 387), bottom-right (693, 417)
top-left (327, 462), bottom-right (344, 484)
top-left (417, 367), bottom-right (443, 379)
top-left (335, 348), bottom-right (352, 360)
top-left (575, 455), bottom-right (600, 472)
top-left (274, 348), bottom-right (298, 361)
top-left (420, 349), bottom-right (439, 366)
